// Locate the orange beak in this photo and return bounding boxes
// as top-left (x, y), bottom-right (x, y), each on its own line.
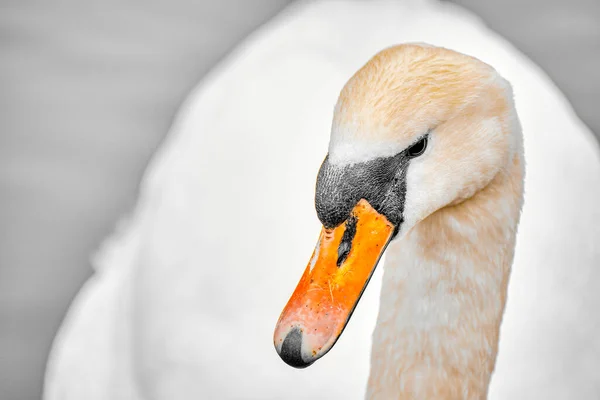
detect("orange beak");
top-left (273, 199), bottom-right (394, 368)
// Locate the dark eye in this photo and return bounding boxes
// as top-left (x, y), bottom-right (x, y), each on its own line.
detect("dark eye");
top-left (407, 137), bottom-right (428, 158)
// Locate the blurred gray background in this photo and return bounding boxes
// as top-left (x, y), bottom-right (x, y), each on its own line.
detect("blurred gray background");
top-left (1, 0), bottom-right (598, 399)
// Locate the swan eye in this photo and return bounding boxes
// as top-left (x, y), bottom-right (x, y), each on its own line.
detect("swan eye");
top-left (407, 137), bottom-right (428, 158)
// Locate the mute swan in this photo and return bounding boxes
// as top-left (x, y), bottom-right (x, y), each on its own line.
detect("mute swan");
top-left (273, 43), bottom-right (526, 399)
top-left (45, 1), bottom-right (600, 399)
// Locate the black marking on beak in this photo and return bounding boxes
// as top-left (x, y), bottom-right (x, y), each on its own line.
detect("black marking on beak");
top-left (337, 213), bottom-right (357, 266)
top-left (315, 152), bottom-right (410, 233)
top-left (279, 327), bottom-right (313, 369)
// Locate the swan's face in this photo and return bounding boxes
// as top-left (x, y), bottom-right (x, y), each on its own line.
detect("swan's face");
top-left (275, 44), bottom-right (517, 368)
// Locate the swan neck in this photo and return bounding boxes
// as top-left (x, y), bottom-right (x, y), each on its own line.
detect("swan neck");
top-left (367, 154), bottom-right (524, 399)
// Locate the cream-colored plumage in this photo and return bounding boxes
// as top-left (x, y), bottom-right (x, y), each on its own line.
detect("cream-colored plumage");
top-left (45, 1), bottom-right (600, 399)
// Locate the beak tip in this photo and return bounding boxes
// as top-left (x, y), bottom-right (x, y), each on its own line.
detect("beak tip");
top-left (276, 326), bottom-right (315, 369)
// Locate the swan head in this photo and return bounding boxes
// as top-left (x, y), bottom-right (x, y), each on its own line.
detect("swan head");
top-left (274, 44), bottom-right (520, 368)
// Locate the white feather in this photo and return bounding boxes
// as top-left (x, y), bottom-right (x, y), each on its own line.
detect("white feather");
top-left (44, 1), bottom-right (600, 399)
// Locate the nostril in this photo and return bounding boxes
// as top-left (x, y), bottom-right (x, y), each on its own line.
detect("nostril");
top-left (337, 214), bottom-right (357, 266)
top-left (278, 327), bottom-right (314, 369)
top-left (337, 241), bottom-right (351, 266)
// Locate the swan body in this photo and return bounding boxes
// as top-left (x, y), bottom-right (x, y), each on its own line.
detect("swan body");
top-left (45, 1), bottom-right (600, 399)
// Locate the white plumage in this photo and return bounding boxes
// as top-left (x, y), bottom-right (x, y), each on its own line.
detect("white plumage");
top-left (45, 1), bottom-right (600, 398)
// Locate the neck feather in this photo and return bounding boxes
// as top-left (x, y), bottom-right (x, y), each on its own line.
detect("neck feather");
top-left (367, 152), bottom-right (524, 399)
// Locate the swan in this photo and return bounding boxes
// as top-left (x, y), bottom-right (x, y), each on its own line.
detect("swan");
top-left (44, 1), bottom-right (600, 399)
top-left (273, 43), bottom-right (527, 399)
